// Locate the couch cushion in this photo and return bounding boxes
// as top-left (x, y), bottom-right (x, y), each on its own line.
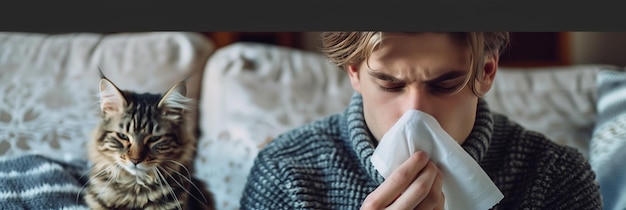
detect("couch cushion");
top-left (0, 32), bottom-right (214, 159)
top-left (589, 69), bottom-right (626, 210)
top-left (484, 65), bottom-right (620, 159)
top-left (196, 42), bottom-right (354, 210)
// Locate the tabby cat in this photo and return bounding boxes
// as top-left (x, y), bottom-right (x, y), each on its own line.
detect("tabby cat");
top-left (83, 71), bottom-right (214, 210)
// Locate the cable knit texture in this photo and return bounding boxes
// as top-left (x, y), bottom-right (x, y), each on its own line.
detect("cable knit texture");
top-left (240, 93), bottom-right (602, 210)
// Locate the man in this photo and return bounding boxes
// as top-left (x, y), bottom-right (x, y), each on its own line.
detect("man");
top-left (240, 32), bottom-right (602, 210)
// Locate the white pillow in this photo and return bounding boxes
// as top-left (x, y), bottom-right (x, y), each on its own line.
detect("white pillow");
top-left (196, 42), bottom-right (354, 210)
top-left (0, 32), bottom-right (214, 159)
top-left (484, 65), bottom-right (620, 158)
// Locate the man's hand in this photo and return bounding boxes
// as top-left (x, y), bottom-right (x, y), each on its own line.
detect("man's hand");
top-left (362, 151), bottom-right (445, 210)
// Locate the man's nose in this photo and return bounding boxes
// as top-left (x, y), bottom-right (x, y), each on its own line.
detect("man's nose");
top-left (406, 88), bottom-right (433, 113)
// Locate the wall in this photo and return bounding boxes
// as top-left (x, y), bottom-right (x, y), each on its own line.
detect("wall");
top-left (571, 32), bottom-right (626, 67)
top-left (300, 32), bottom-right (626, 67)
top-left (302, 32), bottom-right (323, 52)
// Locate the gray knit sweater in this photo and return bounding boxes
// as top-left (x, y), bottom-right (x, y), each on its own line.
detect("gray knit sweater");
top-left (240, 93), bottom-right (602, 210)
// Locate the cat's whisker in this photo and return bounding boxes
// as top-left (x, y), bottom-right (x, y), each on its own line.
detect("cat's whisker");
top-left (156, 167), bottom-right (182, 210)
top-left (161, 168), bottom-right (200, 209)
top-left (151, 169), bottom-right (159, 185)
top-left (92, 166), bottom-right (112, 179)
top-left (97, 165), bottom-right (117, 197)
top-left (153, 168), bottom-right (170, 205)
top-left (164, 166), bottom-right (208, 204)
top-left (153, 168), bottom-right (163, 186)
top-left (112, 165), bottom-right (121, 183)
top-left (76, 182), bottom-right (89, 205)
top-left (77, 164), bottom-right (98, 181)
top-left (166, 160), bottom-right (192, 179)
top-left (76, 167), bottom-right (109, 205)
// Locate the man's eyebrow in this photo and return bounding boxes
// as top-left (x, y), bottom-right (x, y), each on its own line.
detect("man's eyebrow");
top-left (367, 71), bottom-right (404, 83)
top-left (423, 70), bottom-right (468, 83)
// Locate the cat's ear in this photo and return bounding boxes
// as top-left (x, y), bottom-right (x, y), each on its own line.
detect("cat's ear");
top-left (99, 78), bottom-right (127, 114)
top-left (157, 81), bottom-right (192, 116)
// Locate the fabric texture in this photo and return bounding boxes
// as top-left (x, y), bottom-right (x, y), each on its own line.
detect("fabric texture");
top-left (0, 154), bottom-right (89, 209)
top-left (590, 69), bottom-right (626, 210)
top-left (240, 93), bottom-right (602, 210)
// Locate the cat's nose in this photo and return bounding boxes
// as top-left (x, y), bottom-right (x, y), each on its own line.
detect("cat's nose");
top-left (130, 158), bottom-right (141, 165)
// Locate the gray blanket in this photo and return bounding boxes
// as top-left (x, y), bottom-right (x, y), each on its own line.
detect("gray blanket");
top-left (0, 154), bottom-right (89, 210)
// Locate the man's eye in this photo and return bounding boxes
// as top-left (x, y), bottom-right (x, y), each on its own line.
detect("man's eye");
top-left (378, 85), bottom-right (404, 92)
top-left (116, 132), bottom-right (129, 140)
top-left (429, 82), bottom-right (463, 93)
top-left (377, 81), bottom-right (405, 93)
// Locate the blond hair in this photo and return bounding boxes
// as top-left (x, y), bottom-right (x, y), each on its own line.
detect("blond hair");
top-left (320, 32), bottom-right (510, 96)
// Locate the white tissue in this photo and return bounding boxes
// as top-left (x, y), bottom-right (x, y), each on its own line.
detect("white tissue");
top-left (371, 110), bottom-right (503, 210)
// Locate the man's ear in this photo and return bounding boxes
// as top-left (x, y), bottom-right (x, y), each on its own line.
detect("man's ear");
top-left (347, 64), bottom-right (362, 93)
top-left (476, 54), bottom-right (498, 95)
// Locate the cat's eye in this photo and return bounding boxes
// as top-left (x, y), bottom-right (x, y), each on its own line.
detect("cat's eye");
top-left (116, 132), bottom-right (129, 140)
top-left (147, 136), bottom-right (161, 143)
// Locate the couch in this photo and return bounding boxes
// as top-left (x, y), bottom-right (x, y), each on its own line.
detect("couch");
top-left (0, 32), bottom-right (624, 210)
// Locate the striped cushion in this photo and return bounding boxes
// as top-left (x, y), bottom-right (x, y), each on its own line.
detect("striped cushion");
top-left (0, 154), bottom-right (88, 209)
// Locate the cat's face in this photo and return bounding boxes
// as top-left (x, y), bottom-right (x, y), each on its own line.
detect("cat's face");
top-left (94, 77), bottom-right (193, 177)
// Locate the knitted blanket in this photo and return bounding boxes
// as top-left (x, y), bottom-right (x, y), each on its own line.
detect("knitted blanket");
top-left (0, 154), bottom-right (89, 210)
top-left (591, 70), bottom-right (626, 210)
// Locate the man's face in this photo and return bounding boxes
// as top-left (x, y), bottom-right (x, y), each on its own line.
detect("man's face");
top-left (346, 33), bottom-right (497, 144)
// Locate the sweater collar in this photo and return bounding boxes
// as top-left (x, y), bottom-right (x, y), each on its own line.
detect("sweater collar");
top-left (341, 92), bottom-right (493, 183)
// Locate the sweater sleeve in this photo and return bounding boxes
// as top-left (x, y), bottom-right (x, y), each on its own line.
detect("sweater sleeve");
top-left (546, 148), bottom-right (603, 210)
top-left (239, 146), bottom-right (294, 210)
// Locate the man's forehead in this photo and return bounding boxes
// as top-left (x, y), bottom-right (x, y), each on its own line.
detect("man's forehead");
top-left (366, 66), bottom-right (468, 83)
top-left (365, 51), bottom-right (469, 82)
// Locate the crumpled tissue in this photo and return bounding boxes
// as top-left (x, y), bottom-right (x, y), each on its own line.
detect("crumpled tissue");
top-left (371, 110), bottom-right (504, 210)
